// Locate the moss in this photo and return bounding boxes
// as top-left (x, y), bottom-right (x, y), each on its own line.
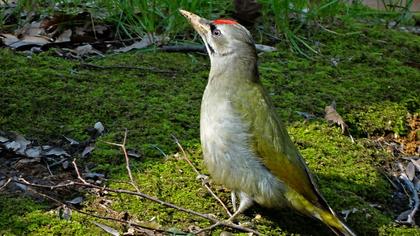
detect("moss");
top-left (0, 19), bottom-right (419, 235)
top-left (0, 195), bottom-right (104, 235)
top-left (346, 102), bottom-right (409, 136)
top-left (0, 49), bottom-right (207, 156)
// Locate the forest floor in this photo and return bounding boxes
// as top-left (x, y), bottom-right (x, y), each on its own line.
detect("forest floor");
top-left (0, 17), bottom-right (419, 235)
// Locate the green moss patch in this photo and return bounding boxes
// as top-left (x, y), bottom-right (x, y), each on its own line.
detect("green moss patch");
top-left (0, 20), bottom-right (419, 235)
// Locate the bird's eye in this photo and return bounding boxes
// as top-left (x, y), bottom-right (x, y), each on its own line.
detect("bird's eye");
top-left (212, 29), bottom-right (221, 37)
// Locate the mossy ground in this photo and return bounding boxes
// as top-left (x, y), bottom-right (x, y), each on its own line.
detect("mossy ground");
top-left (0, 20), bottom-right (419, 235)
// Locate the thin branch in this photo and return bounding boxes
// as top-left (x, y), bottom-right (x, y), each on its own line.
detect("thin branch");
top-left (317, 23), bottom-right (363, 36)
top-left (12, 178), bottom-right (259, 235)
top-left (43, 158), bottom-right (54, 176)
top-left (79, 63), bottom-right (174, 74)
top-left (18, 179), bottom-right (173, 235)
top-left (150, 144), bottom-right (168, 159)
top-left (0, 177), bottom-right (11, 191)
top-left (194, 222), bottom-right (221, 235)
top-left (104, 129), bottom-right (140, 193)
top-left (158, 45), bottom-right (206, 53)
top-left (172, 135), bottom-right (232, 217)
top-left (72, 158), bottom-right (88, 184)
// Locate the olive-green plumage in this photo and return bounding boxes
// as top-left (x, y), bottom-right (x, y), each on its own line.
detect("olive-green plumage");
top-left (180, 10), bottom-right (355, 236)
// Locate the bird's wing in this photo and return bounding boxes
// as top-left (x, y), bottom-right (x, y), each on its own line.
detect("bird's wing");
top-left (235, 83), bottom-right (327, 207)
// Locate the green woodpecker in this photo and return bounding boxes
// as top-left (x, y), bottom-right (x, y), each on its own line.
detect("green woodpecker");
top-left (180, 10), bottom-right (355, 236)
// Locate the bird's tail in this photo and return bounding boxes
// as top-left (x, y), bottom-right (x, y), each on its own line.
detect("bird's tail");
top-left (285, 190), bottom-right (356, 236)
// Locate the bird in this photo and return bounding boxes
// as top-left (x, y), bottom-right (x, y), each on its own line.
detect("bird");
top-left (180, 9), bottom-right (356, 236)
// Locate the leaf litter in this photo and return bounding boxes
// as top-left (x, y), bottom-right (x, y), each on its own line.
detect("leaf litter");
top-left (378, 114), bottom-right (420, 226)
top-left (0, 122), bottom-right (110, 196)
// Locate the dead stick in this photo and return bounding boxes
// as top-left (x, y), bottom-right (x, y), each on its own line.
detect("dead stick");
top-left (0, 178), bottom-right (11, 191)
top-left (104, 130), bottom-right (140, 193)
top-left (172, 135), bottom-right (232, 217)
top-left (194, 222), bottom-right (221, 235)
top-left (18, 179), bottom-right (172, 234)
top-left (72, 158), bottom-right (88, 184)
top-left (79, 63), bottom-right (174, 74)
top-left (76, 184), bottom-right (259, 234)
top-left (13, 179), bottom-right (259, 235)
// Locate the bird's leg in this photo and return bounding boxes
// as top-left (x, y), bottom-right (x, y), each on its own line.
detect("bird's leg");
top-left (227, 192), bottom-right (253, 222)
top-left (231, 191), bottom-right (237, 212)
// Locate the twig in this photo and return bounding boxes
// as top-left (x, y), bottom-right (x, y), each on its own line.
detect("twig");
top-left (17, 178), bottom-right (172, 235)
top-left (194, 222), bottom-right (221, 235)
top-left (75, 185), bottom-right (259, 234)
top-left (158, 45), bottom-right (206, 53)
top-left (172, 135), bottom-right (232, 217)
top-left (317, 23), bottom-right (362, 36)
top-left (104, 129), bottom-right (140, 193)
top-left (79, 63), bottom-right (174, 74)
top-left (43, 158), bottom-right (54, 176)
top-left (48, 158), bottom-right (68, 168)
top-left (150, 144), bottom-right (168, 159)
top-left (90, 14), bottom-right (97, 40)
top-left (0, 177), bottom-right (11, 191)
top-left (12, 179), bottom-right (259, 235)
top-left (72, 158), bottom-right (88, 184)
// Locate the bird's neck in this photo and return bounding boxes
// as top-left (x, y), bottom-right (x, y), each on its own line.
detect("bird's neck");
top-left (208, 53), bottom-right (259, 86)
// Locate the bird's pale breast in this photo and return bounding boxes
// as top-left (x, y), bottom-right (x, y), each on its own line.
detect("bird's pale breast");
top-left (200, 86), bottom-right (287, 208)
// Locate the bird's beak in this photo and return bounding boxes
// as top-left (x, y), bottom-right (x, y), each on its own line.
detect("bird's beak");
top-left (179, 9), bottom-right (210, 37)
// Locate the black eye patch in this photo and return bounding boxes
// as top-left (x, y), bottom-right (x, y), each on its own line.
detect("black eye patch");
top-left (210, 23), bottom-right (216, 32)
top-left (210, 24), bottom-right (222, 37)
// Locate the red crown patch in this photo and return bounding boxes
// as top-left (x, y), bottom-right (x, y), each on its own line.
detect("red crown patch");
top-left (212, 19), bottom-right (238, 25)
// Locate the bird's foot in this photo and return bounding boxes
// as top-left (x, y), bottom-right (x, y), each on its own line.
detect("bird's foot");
top-left (231, 191), bottom-right (237, 213)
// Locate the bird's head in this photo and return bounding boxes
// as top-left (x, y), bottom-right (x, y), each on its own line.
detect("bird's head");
top-left (180, 9), bottom-right (256, 61)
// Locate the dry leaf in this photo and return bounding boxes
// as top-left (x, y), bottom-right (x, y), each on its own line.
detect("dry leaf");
top-left (341, 208), bottom-right (358, 221)
top-left (396, 209), bottom-right (413, 222)
top-left (84, 172), bottom-right (105, 180)
top-left (44, 147), bottom-right (70, 157)
top-left (296, 111), bottom-right (316, 120)
top-left (127, 149), bottom-right (140, 158)
top-left (5, 141), bottom-right (21, 152)
top-left (55, 29), bottom-right (72, 43)
top-left (325, 101), bottom-right (348, 134)
top-left (25, 146), bottom-right (42, 158)
top-left (94, 121), bottom-right (105, 134)
top-left (66, 196), bottom-right (84, 205)
top-left (114, 35), bottom-right (168, 53)
top-left (69, 44), bottom-right (104, 58)
top-left (1, 35), bottom-right (50, 49)
top-left (411, 159), bottom-right (420, 172)
top-left (0, 33), bottom-right (19, 46)
top-left (93, 222), bottom-right (120, 236)
top-left (255, 44), bottom-right (277, 52)
top-left (58, 205), bottom-right (72, 220)
top-left (15, 21), bottom-right (46, 37)
top-left (0, 135), bottom-right (9, 142)
top-left (82, 145), bottom-right (95, 157)
top-left (406, 162), bottom-right (415, 181)
top-left (64, 136), bottom-right (79, 145)
top-left (14, 134), bottom-right (31, 155)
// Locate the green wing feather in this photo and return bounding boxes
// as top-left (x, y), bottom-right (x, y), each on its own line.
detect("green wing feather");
top-left (233, 82), bottom-right (355, 236)
top-left (234, 82), bottom-right (324, 206)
